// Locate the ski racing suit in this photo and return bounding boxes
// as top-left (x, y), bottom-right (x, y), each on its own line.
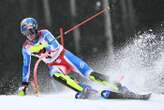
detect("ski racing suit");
top-left (21, 29), bottom-right (98, 93)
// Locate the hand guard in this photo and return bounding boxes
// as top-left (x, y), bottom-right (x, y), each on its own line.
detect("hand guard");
top-left (29, 43), bottom-right (48, 54)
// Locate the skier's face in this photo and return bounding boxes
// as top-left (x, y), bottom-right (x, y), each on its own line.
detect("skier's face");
top-left (26, 34), bottom-right (35, 41)
top-left (25, 29), bottom-right (36, 41)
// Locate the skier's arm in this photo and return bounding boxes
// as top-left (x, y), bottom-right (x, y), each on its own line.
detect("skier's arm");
top-left (43, 30), bottom-right (61, 49)
top-left (53, 73), bottom-right (84, 92)
top-left (18, 48), bottom-right (32, 96)
top-left (22, 48), bottom-right (31, 83)
top-left (29, 30), bottom-right (61, 54)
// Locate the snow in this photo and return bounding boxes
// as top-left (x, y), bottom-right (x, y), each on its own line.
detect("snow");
top-left (0, 92), bottom-right (164, 110)
top-left (2, 32), bottom-right (164, 110)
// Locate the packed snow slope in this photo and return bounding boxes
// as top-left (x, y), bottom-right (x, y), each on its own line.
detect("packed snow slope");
top-left (0, 92), bottom-right (164, 110)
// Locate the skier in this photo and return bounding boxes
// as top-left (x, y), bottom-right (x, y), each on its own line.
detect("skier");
top-left (18, 17), bottom-right (117, 97)
top-left (18, 17), bottom-right (151, 100)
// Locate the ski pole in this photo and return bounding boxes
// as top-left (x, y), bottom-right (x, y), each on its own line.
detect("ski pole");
top-left (56, 6), bottom-right (110, 39)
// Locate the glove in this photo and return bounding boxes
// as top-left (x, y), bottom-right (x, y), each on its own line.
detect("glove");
top-left (18, 82), bottom-right (29, 96)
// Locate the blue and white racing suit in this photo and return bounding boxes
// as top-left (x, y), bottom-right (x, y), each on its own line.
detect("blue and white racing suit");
top-left (22, 29), bottom-right (93, 83)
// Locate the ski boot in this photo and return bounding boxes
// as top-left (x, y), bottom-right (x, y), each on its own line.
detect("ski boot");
top-left (18, 82), bottom-right (29, 96)
top-left (101, 90), bottom-right (124, 99)
top-left (75, 83), bottom-right (97, 99)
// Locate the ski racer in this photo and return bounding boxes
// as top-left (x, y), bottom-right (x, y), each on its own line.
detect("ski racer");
top-left (18, 17), bottom-right (116, 96)
top-left (18, 17), bottom-right (151, 100)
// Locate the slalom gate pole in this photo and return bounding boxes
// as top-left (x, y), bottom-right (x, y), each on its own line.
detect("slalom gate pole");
top-left (56, 6), bottom-right (110, 39)
top-left (60, 27), bottom-right (64, 47)
top-left (32, 58), bottom-right (42, 95)
top-left (32, 51), bottom-right (57, 95)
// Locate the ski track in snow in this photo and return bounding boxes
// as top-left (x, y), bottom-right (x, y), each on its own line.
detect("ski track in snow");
top-left (0, 93), bottom-right (164, 110)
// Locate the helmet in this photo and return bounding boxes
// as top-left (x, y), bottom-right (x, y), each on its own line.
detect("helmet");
top-left (20, 17), bottom-right (38, 40)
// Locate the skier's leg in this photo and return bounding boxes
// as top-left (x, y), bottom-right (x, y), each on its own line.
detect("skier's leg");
top-left (52, 72), bottom-right (98, 99)
top-left (63, 50), bottom-right (106, 81)
top-left (89, 71), bottom-right (109, 82)
top-left (49, 66), bottom-right (83, 92)
top-left (63, 50), bottom-right (93, 77)
top-left (63, 50), bottom-right (119, 92)
top-left (52, 72), bottom-right (84, 92)
top-left (89, 72), bottom-right (119, 92)
top-left (49, 66), bottom-right (98, 99)
top-left (63, 51), bottom-right (108, 81)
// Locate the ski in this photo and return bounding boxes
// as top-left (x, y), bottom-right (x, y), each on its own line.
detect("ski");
top-left (101, 90), bottom-right (151, 100)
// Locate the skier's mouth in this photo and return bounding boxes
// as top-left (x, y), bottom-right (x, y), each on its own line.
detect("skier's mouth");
top-left (27, 34), bottom-right (35, 41)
